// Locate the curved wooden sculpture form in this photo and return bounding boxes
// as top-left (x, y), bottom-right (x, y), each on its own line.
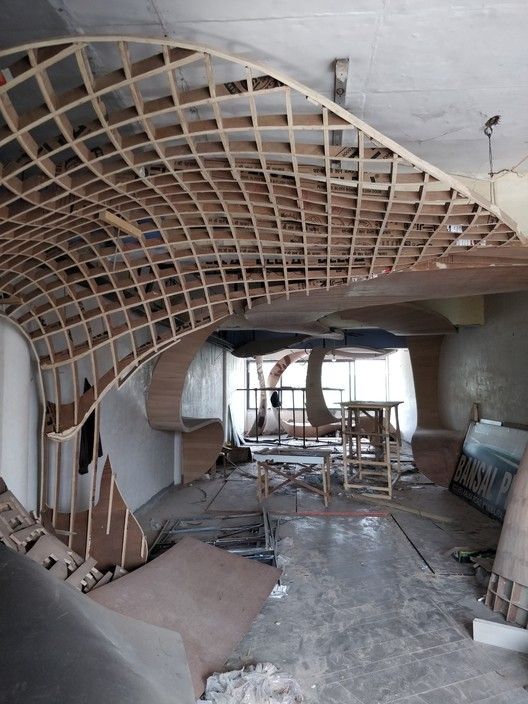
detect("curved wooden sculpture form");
top-left (335, 303), bottom-right (455, 335)
top-left (247, 355), bottom-right (266, 439)
top-left (146, 323), bottom-right (224, 483)
top-left (306, 348), bottom-right (340, 427)
top-left (407, 336), bottom-right (462, 486)
top-left (264, 349), bottom-right (337, 438)
top-left (0, 36), bottom-right (523, 445)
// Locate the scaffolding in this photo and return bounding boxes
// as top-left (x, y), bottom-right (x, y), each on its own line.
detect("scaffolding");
top-left (341, 401), bottom-right (402, 499)
top-left (238, 386), bottom-right (343, 447)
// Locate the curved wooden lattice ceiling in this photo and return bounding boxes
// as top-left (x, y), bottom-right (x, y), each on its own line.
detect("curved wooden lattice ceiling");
top-left (0, 37), bottom-right (524, 436)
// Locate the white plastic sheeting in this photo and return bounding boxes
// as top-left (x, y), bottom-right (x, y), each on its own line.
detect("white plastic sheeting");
top-left (200, 663), bottom-right (303, 704)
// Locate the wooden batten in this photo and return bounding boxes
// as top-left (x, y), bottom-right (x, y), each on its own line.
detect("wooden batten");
top-left (43, 458), bottom-right (147, 572)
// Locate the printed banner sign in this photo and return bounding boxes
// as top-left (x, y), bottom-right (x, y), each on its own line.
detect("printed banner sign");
top-left (450, 421), bottom-right (528, 521)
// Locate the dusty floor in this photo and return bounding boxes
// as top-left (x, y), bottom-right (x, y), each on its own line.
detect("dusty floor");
top-left (136, 446), bottom-right (528, 703)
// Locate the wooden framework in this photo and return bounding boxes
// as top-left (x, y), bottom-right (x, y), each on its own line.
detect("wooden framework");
top-left (341, 401), bottom-right (402, 499)
top-left (254, 448), bottom-right (332, 507)
top-left (0, 36), bottom-right (524, 452)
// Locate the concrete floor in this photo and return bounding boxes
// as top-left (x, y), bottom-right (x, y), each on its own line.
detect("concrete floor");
top-left (136, 451), bottom-right (528, 703)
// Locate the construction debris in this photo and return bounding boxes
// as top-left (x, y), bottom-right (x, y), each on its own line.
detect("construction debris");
top-left (200, 663), bottom-right (303, 704)
top-left (150, 509), bottom-right (279, 565)
top-left (0, 480), bottom-right (108, 593)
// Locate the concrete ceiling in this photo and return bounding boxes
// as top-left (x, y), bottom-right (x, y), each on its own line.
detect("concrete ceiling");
top-left (2, 0), bottom-right (527, 178)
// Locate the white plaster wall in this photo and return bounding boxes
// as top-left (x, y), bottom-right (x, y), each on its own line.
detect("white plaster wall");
top-left (439, 291), bottom-right (528, 433)
top-left (387, 349), bottom-right (417, 443)
top-left (0, 319), bottom-right (40, 511)
top-left (99, 359), bottom-right (174, 512)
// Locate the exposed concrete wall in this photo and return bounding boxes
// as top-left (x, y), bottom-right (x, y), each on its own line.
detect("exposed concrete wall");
top-left (225, 349), bottom-right (245, 435)
top-left (99, 359), bottom-right (174, 512)
top-left (0, 319), bottom-right (40, 511)
top-left (387, 349), bottom-right (417, 443)
top-left (439, 291), bottom-right (528, 433)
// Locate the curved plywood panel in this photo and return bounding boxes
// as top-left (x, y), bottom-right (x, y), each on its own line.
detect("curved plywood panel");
top-left (147, 323), bottom-right (223, 483)
top-left (492, 447), bottom-right (528, 587)
top-left (233, 336), bottom-right (309, 358)
top-left (407, 336), bottom-right (462, 486)
top-left (333, 303), bottom-right (455, 335)
top-left (306, 349), bottom-right (340, 427)
top-left (0, 37), bottom-right (523, 439)
top-left (266, 349), bottom-right (340, 438)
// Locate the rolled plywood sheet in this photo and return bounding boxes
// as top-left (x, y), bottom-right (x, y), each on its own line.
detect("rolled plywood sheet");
top-left (0, 545), bottom-right (195, 704)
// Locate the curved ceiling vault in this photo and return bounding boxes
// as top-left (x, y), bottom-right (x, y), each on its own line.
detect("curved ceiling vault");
top-left (0, 37), bottom-right (525, 436)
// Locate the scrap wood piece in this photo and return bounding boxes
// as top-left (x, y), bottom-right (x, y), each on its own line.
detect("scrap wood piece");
top-left (9, 523), bottom-right (47, 551)
top-left (42, 458), bottom-right (147, 572)
top-left (0, 490), bottom-right (34, 539)
top-left (89, 536), bottom-right (281, 697)
top-left (26, 533), bottom-right (80, 569)
top-left (0, 478), bottom-right (108, 593)
top-left (65, 556), bottom-right (104, 592)
top-left (348, 492), bottom-right (456, 523)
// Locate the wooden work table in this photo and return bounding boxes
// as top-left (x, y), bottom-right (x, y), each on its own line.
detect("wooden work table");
top-left (253, 447), bottom-right (333, 507)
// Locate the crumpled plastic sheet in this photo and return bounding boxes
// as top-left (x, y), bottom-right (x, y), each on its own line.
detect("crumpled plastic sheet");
top-left (199, 663), bottom-right (303, 704)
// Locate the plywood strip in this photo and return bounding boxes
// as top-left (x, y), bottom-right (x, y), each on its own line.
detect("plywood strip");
top-left (44, 457), bottom-right (147, 572)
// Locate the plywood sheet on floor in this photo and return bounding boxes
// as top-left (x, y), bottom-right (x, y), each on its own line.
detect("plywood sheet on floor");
top-left (89, 536), bottom-right (281, 696)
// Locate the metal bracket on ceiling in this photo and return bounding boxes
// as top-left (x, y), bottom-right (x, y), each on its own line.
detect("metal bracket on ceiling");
top-left (331, 58), bottom-right (349, 148)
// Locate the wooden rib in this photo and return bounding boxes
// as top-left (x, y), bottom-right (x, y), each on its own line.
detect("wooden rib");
top-left (0, 35), bottom-right (524, 439)
top-left (101, 210), bottom-right (142, 237)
